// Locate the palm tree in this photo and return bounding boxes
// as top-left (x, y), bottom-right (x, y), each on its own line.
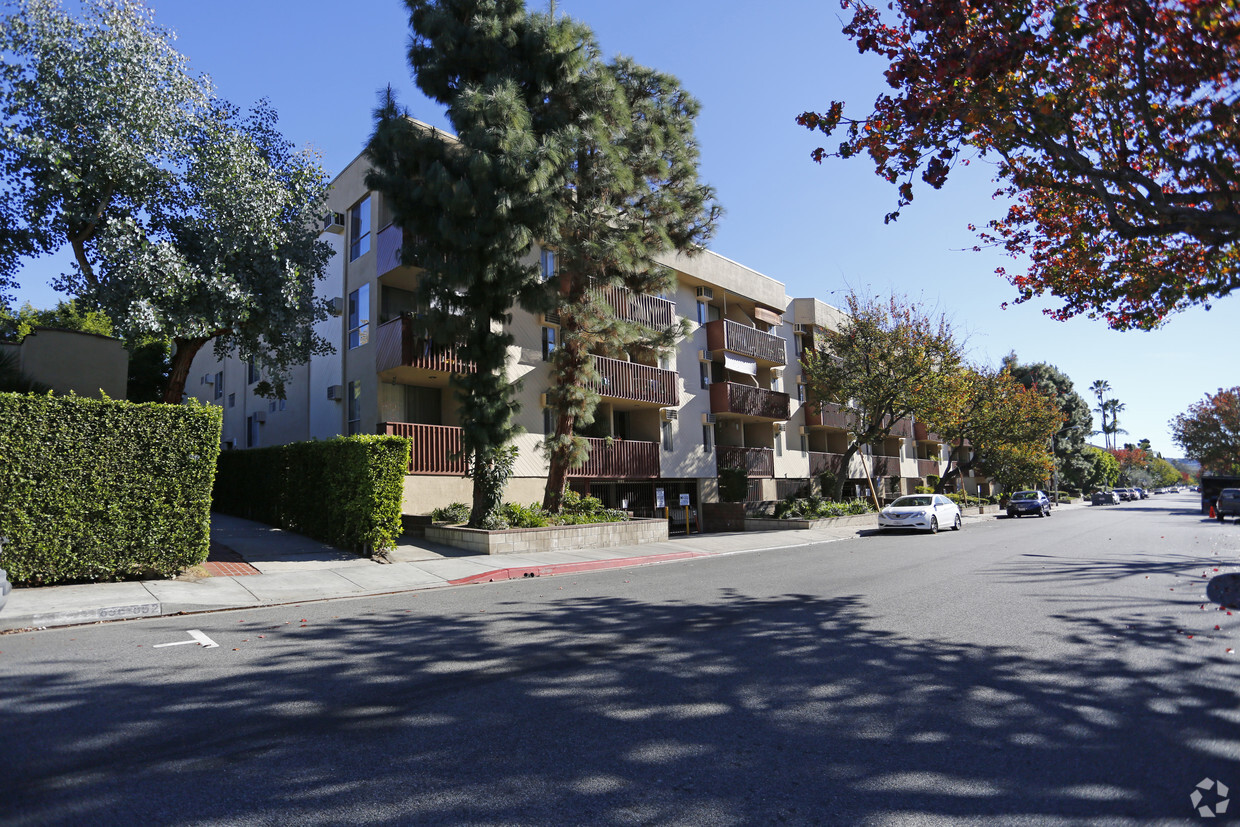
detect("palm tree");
top-left (1090, 379), bottom-right (1111, 446)
top-left (1103, 398), bottom-right (1128, 449)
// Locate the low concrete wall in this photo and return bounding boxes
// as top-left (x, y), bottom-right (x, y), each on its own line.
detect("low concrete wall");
top-left (425, 518), bottom-right (668, 555)
top-left (745, 513), bottom-right (878, 531)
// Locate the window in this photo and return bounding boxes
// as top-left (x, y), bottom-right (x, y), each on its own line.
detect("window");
top-left (800, 435), bottom-right (808, 453)
top-left (697, 301), bottom-right (708, 325)
top-left (699, 362), bottom-right (710, 390)
top-left (346, 380), bottom-right (362, 435)
top-left (269, 400), bottom-right (277, 413)
top-left (213, 371), bottom-right (223, 401)
top-left (662, 420), bottom-right (674, 452)
top-left (228, 393), bottom-right (236, 408)
top-left (797, 383), bottom-right (805, 403)
top-left (247, 359), bottom-right (260, 385)
top-left (775, 431), bottom-right (783, 456)
top-left (541, 325), bottom-right (557, 361)
top-left (246, 414), bottom-right (260, 448)
top-left (543, 406), bottom-right (555, 435)
top-left (539, 249), bottom-right (557, 282)
top-left (702, 425), bottom-right (712, 451)
top-left (278, 398), bottom-right (286, 412)
top-left (349, 196), bottom-right (371, 261)
top-left (349, 284), bottom-right (370, 349)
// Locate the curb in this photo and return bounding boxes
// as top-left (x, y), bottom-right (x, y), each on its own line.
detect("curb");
top-left (445, 550), bottom-right (713, 585)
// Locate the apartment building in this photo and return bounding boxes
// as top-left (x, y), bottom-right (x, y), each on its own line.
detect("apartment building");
top-left (188, 145), bottom-right (959, 516)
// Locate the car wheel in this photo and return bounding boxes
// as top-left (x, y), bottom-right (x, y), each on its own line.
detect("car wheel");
top-left (929, 516), bottom-right (939, 534)
top-left (1220, 512), bottom-right (1226, 523)
top-left (952, 514), bottom-right (962, 531)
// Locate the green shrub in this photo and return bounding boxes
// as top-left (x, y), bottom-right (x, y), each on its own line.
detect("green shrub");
top-left (432, 502), bottom-right (471, 524)
top-left (500, 502), bottom-right (551, 528)
top-left (214, 435), bottom-right (409, 556)
top-left (914, 485), bottom-right (934, 494)
top-left (0, 393), bottom-right (222, 586)
top-left (772, 497), bottom-right (875, 520)
top-left (925, 474), bottom-right (941, 490)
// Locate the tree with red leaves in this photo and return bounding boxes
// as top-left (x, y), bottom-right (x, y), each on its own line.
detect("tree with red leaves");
top-left (798, 1), bottom-right (1240, 330)
top-left (1171, 387), bottom-right (1240, 474)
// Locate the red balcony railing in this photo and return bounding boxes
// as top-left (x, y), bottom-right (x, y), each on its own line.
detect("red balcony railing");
top-left (590, 355), bottom-right (678, 407)
top-left (378, 422), bottom-right (467, 475)
top-left (710, 382), bottom-right (790, 420)
top-left (567, 438), bottom-right (660, 479)
top-left (376, 316), bottom-right (476, 375)
top-left (808, 451), bottom-right (848, 477)
top-left (595, 285), bottom-right (676, 330)
top-left (705, 319), bottom-right (787, 365)
top-left (716, 445), bottom-right (775, 477)
top-left (913, 421), bottom-right (943, 443)
top-left (804, 399), bottom-right (851, 429)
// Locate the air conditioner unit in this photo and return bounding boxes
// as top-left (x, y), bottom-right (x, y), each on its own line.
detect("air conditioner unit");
top-left (771, 368), bottom-right (783, 379)
top-left (201, 373), bottom-right (215, 385)
top-left (794, 323), bottom-right (809, 334)
top-left (540, 311), bottom-right (561, 326)
top-left (539, 393), bottom-right (549, 408)
top-left (322, 212), bottom-right (345, 234)
top-left (326, 384), bottom-right (344, 401)
top-left (327, 296), bottom-right (345, 316)
top-left (695, 286), bottom-right (714, 301)
top-left (798, 425), bottom-right (809, 437)
top-left (701, 413), bottom-right (717, 425)
top-left (222, 438), bottom-right (236, 450)
top-left (697, 349), bottom-right (713, 362)
top-left (661, 409), bottom-right (679, 422)
top-left (773, 423), bottom-right (784, 434)
top-left (252, 410), bottom-right (266, 423)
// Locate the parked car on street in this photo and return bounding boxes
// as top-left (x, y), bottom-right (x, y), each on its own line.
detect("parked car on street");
top-left (878, 494), bottom-right (962, 533)
top-left (1115, 488), bottom-right (1136, 501)
top-left (1216, 488), bottom-right (1240, 522)
top-left (1135, 487), bottom-right (1149, 499)
top-left (1092, 491), bottom-right (1121, 505)
top-left (1007, 490), bottom-right (1052, 518)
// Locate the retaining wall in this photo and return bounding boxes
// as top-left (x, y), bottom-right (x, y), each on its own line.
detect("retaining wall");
top-left (425, 518), bottom-right (668, 555)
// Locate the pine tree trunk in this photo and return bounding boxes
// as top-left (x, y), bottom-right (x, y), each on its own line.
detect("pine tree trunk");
top-left (542, 411), bottom-right (575, 512)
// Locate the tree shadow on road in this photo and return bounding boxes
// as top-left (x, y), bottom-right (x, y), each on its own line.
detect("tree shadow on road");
top-left (1, 584), bottom-right (1236, 825)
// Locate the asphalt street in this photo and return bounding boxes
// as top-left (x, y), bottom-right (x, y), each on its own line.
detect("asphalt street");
top-left (2, 492), bottom-right (1237, 826)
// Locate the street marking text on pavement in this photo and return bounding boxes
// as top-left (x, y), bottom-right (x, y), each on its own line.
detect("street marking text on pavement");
top-left (153, 629), bottom-right (218, 649)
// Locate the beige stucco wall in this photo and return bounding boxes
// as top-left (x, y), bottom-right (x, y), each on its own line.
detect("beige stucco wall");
top-left (9, 328), bottom-right (128, 400)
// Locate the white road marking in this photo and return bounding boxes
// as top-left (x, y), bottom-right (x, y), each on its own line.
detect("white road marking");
top-left (153, 629), bottom-right (219, 649)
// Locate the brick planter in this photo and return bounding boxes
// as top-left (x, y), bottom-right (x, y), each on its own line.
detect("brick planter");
top-left (425, 518), bottom-right (668, 555)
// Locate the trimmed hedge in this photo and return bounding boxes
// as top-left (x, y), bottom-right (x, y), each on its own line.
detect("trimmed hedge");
top-left (212, 436), bottom-right (410, 555)
top-left (0, 393), bottom-right (222, 586)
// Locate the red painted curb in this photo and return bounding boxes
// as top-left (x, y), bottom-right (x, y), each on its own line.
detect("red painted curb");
top-left (446, 550), bottom-right (711, 586)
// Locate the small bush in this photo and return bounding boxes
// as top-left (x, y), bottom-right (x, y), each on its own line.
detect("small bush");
top-left (432, 502), bottom-right (471, 524)
top-left (773, 497), bottom-right (875, 520)
top-left (500, 502), bottom-right (551, 528)
top-left (914, 485), bottom-right (934, 494)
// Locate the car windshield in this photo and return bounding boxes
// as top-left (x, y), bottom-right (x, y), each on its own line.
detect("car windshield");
top-left (1011, 492), bottom-right (1037, 500)
top-left (891, 496), bottom-right (932, 508)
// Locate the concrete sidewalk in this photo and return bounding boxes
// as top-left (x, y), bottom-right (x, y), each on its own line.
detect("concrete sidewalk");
top-left (0, 504), bottom-right (1032, 633)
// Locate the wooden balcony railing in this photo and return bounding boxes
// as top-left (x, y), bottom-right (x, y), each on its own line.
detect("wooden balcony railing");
top-left (808, 451), bottom-right (848, 477)
top-left (705, 319), bottom-right (787, 365)
top-left (913, 421), bottom-right (943, 443)
top-left (710, 382), bottom-right (791, 420)
top-left (567, 438), bottom-right (660, 479)
top-left (376, 316), bottom-right (476, 375)
top-left (866, 455), bottom-right (897, 476)
top-left (888, 417), bottom-right (916, 439)
top-left (804, 399), bottom-right (852, 429)
top-left (917, 458), bottom-right (941, 477)
top-left (590, 355), bottom-right (678, 407)
top-left (378, 422), bottom-right (467, 475)
top-left (716, 445), bottom-right (775, 478)
top-left (595, 285), bottom-right (676, 330)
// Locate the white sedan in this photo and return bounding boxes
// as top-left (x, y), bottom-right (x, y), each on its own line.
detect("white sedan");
top-left (878, 494), bottom-right (962, 533)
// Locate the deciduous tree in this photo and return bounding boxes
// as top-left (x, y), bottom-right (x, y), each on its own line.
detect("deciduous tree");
top-left (798, 0), bottom-right (1240, 330)
top-left (1171, 387), bottom-right (1240, 474)
top-left (1003, 354), bottom-right (1093, 489)
top-left (802, 291), bottom-right (963, 501)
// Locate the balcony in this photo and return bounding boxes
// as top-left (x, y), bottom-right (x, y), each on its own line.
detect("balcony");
top-left (567, 438), bottom-right (660, 479)
top-left (595, 285), bottom-right (676, 330)
top-left (866, 455), bottom-right (899, 476)
top-left (379, 422), bottom-right (467, 476)
top-left (590, 355), bottom-right (678, 407)
top-left (804, 400), bottom-right (851, 430)
top-left (913, 421), bottom-right (942, 442)
top-left (377, 223), bottom-right (405, 277)
top-left (375, 316), bottom-right (475, 377)
top-left (917, 458), bottom-right (941, 477)
top-left (808, 451), bottom-right (848, 477)
top-left (716, 445), bottom-right (774, 478)
top-left (704, 319), bottom-right (787, 366)
top-left (710, 382), bottom-right (790, 420)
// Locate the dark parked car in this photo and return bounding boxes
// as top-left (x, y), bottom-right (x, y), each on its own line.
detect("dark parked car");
top-left (1092, 490), bottom-right (1121, 505)
top-left (1007, 490), bottom-right (1051, 518)
top-left (1217, 488), bottom-right (1240, 522)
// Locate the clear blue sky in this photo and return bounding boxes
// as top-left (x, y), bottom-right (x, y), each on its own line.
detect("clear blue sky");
top-left (13, 0), bottom-right (1232, 457)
